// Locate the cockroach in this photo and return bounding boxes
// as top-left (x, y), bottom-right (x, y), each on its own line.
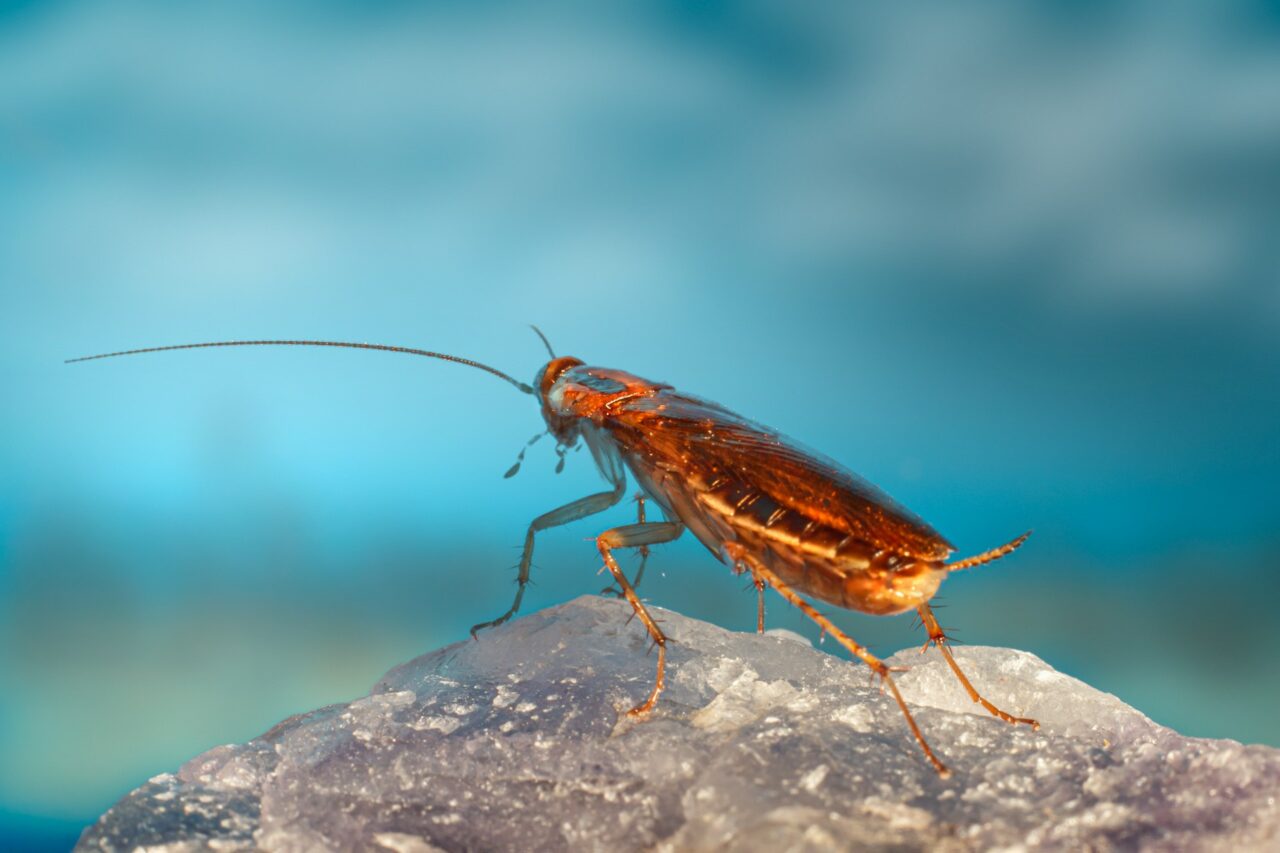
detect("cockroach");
top-left (69, 334), bottom-right (1039, 776)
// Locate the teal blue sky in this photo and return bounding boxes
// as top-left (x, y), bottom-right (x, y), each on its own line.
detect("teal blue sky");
top-left (2, 1), bottom-right (1279, 848)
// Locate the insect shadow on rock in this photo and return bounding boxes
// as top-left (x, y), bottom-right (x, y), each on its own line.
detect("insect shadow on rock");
top-left (69, 331), bottom-right (1040, 777)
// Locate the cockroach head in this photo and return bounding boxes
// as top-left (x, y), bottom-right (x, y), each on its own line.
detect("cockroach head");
top-left (535, 355), bottom-right (585, 445)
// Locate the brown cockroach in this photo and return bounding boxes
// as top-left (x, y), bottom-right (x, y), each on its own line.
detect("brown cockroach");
top-left (69, 334), bottom-right (1038, 776)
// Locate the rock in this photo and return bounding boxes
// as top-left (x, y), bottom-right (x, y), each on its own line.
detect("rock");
top-left (77, 596), bottom-right (1280, 851)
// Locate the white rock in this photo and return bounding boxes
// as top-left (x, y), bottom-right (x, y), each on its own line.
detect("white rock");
top-left (76, 596), bottom-right (1280, 851)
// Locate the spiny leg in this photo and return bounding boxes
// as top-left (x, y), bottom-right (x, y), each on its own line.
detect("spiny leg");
top-left (601, 494), bottom-right (657, 596)
top-left (470, 480), bottom-right (625, 637)
top-left (727, 547), bottom-right (767, 632)
top-left (917, 602), bottom-right (1039, 730)
top-left (726, 543), bottom-right (950, 777)
top-left (630, 494), bottom-right (652, 589)
top-left (754, 577), bottom-right (767, 633)
top-left (596, 520), bottom-right (685, 716)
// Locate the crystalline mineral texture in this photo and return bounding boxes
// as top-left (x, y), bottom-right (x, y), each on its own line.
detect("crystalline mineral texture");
top-left (78, 596), bottom-right (1280, 851)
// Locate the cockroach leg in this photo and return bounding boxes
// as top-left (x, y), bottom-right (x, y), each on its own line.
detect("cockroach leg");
top-left (726, 543), bottom-right (950, 777)
top-left (630, 495), bottom-right (652, 589)
top-left (595, 521), bottom-right (685, 716)
top-left (726, 549), bottom-right (766, 632)
top-left (600, 494), bottom-right (655, 597)
top-left (735, 556), bottom-right (767, 633)
top-left (754, 576), bottom-right (767, 634)
top-left (917, 603), bottom-right (1039, 730)
top-left (470, 481), bottom-right (626, 638)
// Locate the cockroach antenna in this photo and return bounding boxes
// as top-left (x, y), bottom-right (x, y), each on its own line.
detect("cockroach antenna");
top-left (530, 325), bottom-right (555, 359)
top-left (65, 339), bottom-right (536, 395)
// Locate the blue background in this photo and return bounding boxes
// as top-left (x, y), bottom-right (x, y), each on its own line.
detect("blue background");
top-left (3, 1), bottom-right (1279, 848)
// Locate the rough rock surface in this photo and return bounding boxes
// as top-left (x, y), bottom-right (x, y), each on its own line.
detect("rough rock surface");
top-left (78, 596), bottom-right (1280, 851)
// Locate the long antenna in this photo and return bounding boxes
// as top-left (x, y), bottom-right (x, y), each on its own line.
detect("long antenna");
top-left (66, 339), bottom-right (535, 395)
top-left (530, 325), bottom-right (555, 359)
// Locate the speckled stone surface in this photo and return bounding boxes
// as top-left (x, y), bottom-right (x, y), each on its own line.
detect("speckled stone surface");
top-left (78, 596), bottom-right (1280, 851)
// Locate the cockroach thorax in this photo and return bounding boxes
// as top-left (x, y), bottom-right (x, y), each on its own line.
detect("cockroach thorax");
top-left (540, 362), bottom-right (664, 430)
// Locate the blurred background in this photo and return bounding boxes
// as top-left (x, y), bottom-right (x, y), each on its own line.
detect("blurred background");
top-left (3, 0), bottom-right (1279, 848)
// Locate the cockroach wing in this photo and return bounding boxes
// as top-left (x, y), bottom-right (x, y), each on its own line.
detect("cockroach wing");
top-left (608, 391), bottom-right (954, 561)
